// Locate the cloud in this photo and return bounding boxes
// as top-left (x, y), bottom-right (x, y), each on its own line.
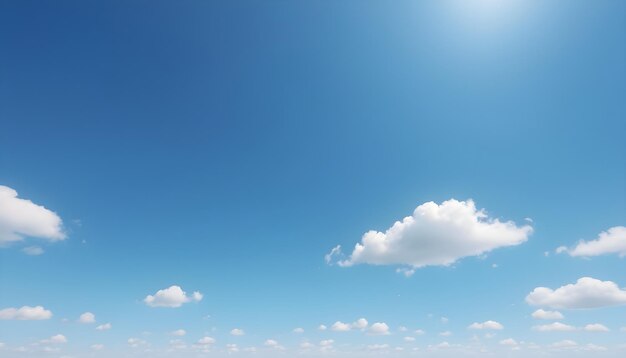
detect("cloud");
top-left (500, 338), bottom-right (518, 346)
top-left (557, 226), bottom-right (626, 257)
top-left (78, 312), bottom-right (95, 324)
top-left (531, 309), bottom-right (564, 320)
top-left (329, 199), bottom-right (531, 269)
top-left (230, 328), bottom-right (245, 336)
top-left (526, 277), bottom-right (626, 309)
top-left (0, 185), bottom-right (66, 245)
top-left (128, 338), bottom-right (147, 347)
top-left (264, 339), bottom-right (285, 350)
top-left (404, 336), bottom-right (416, 342)
top-left (143, 285), bottom-right (203, 308)
top-left (439, 331), bottom-right (452, 337)
top-left (368, 322), bottom-right (390, 335)
top-left (197, 337), bottom-right (215, 345)
top-left (170, 329), bottom-right (186, 336)
top-left (331, 321), bottom-right (351, 332)
top-left (318, 324), bottom-right (327, 331)
top-left (533, 322), bottom-right (576, 332)
top-left (0, 305), bottom-right (52, 320)
top-left (22, 246), bottom-right (44, 256)
top-left (352, 318), bottom-right (369, 330)
top-left (293, 327), bottom-right (304, 333)
top-left (584, 323), bottom-right (609, 332)
top-left (96, 323), bottom-right (112, 331)
top-left (90, 344), bottom-right (104, 350)
top-left (468, 320), bottom-right (503, 330)
top-left (41, 334), bottom-right (67, 344)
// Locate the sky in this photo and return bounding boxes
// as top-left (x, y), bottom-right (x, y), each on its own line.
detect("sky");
top-left (0, 0), bottom-right (625, 357)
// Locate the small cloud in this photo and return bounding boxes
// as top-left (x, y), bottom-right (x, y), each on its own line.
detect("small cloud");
top-left (318, 324), bottom-right (327, 331)
top-left (557, 226), bottom-right (626, 257)
top-left (439, 331), bottom-right (452, 337)
top-left (170, 329), bottom-right (186, 336)
top-left (96, 323), bottom-right (112, 331)
top-left (584, 323), bottom-right (610, 332)
top-left (468, 321), bottom-right (504, 330)
top-left (368, 322), bottom-right (390, 335)
top-left (293, 327), bottom-right (304, 334)
top-left (230, 328), bottom-right (245, 336)
top-left (526, 277), bottom-right (626, 309)
top-left (500, 338), bottom-right (518, 346)
top-left (90, 344), bottom-right (104, 350)
top-left (143, 285), bottom-right (203, 308)
top-left (78, 312), bottom-right (95, 324)
top-left (533, 322), bottom-right (576, 332)
top-left (531, 309), bottom-right (564, 320)
top-left (41, 334), bottom-right (67, 344)
top-left (22, 246), bottom-right (44, 256)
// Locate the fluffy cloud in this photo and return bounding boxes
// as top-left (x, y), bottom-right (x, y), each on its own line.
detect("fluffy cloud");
top-left (533, 322), bottom-right (576, 332)
top-left (0, 305), bottom-right (52, 320)
top-left (96, 323), bottom-right (112, 331)
top-left (369, 322), bottom-right (390, 335)
top-left (557, 226), bottom-right (626, 257)
top-left (0, 185), bottom-right (66, 245)
top-left (331, 321), bottom-right (351, 332)
top-left (230, 328), bottom-right (245, 336)
top-left (468, 320), bottom-right (503, 330)
top-left (584, 323), bottom-right (610, 332)
top-left (526, 277), bottom-right (626, 309)
top-left (318, 324), bottom-right (327, 331)
top-left (143, 285), bottom-right (203, 308)
top-left (531, 309), bottom-right (564, 320)
top-left (170, 329), bottom-right (186, 336)
top-left (329, 199), bottom-right (531, 269)
top-left (293, 327), bottom-right (304, 334)
top-left (78, 312), bottom-right (95, 324)
top-left (264, 339), bottom-right (285, 350)
top-left (41, 334), bottom-right (67, 344)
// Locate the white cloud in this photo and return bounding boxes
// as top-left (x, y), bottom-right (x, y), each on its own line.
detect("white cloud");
top-left (293, 327), bottom-right (304, 333)
top-left (96, 323), bottom-right (112, 331)
top-left (0, 185), bottom-right (66, 245)
top-left (41, 334), bottom-right (67, 344)
top-left (319, 339), bottom-right (334, 347)
top-left (331, 321), bottom-right (351, 331)
top-left (369, 322), bottom-right (390, 335)
top-left (550, 340), bottom-right (577, 348)
top-left (584, 323), bottom-right (610, 332)
top-left (22, 246), bottom-right (44, 256)
top-left (526, 277), bottom-right (626, 309)
top-left (264, 339), bottom-right (285, 350)
top-left (531, 309), bottom-right (564, 320)
top-left (439, 331), bottom-right (452, 337)
top-left (533, 322), bottom-right (576, 332)
top-left (197, 337), bottom-right (215, 345)
top-left (143, 285), bottom-right (203, 308)
top-left (128, 338), bottom-right (147, 347)
top-left (318, 324), bottom-right (327, 331)
top-left (78, 312), bottom-right (95, 324)
top-left (404, 336), bottom-right (416, 342)
top-left (90, 344), bottom-right (104, 350)
top-left (352, 318), bottom-right (369, 330)
top-left (468, 320), bottom-right (503, 330)
top-left (0, 305), bottom-right (52, 320)
top-left (170, 329), bottom-right (186, 336)
top-left (500, 338), bottom-right (518, 346)
top-left (226, 343), bottom-right (239, 353)
top-left (557, 226), bottom-right (626, 257)
top-left (415, 329), bottom-right (425, 335)
top-left (230, 328), bottom-right (245, 336)
top-left (367, 344), bottom-right (389, 351)
top-left (300, 341), bottom-right (314, 349)
top-left (329, 199), bottom-right (531, 269)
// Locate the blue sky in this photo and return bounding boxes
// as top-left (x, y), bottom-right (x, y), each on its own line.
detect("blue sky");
top-left (0, 0), bottom-right (625, 357)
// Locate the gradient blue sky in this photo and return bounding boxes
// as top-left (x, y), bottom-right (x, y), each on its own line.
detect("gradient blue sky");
top-left (0, 0), bottom-right (625, 357)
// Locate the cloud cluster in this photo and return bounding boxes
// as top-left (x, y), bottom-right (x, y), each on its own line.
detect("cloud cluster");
top-left (557, 226), bottom-right (626, 257)
top-left (144, 285), bottom-right (203, 308)
top-left (329, 199), bottom-right (531, 269)
top-left (0, 306), bottom-right (52, 320)
top-left (78, 312), bottom-right (95, 324)
top-left (526, 277), bottom-right (626, 309)
top-left (0, 185), bottom-right (66, 245)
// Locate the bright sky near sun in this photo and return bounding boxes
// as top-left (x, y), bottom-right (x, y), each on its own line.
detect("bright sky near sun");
top-left (0, 1), bottom-right (625, 357)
